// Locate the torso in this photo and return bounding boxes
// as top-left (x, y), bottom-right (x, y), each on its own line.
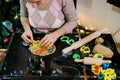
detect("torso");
top-left (26, 0), bottom-right (65, 33)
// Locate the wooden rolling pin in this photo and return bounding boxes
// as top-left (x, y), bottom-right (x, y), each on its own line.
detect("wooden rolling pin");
top-left (62, 28), bottom-right (108, 54)
top-left (74, 57), bottom-right (112, 65)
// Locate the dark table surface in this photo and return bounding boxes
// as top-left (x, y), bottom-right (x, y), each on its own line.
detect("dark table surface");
top-left (0, 33), bottom-right (120, 80)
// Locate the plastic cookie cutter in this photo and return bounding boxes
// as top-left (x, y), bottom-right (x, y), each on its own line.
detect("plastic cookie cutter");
top-left (98, 72), bottom-right (104, 80)
top-left (80, 46), bottom-right (90, 54)
top-left (60, 36), bottom-right (75, 45)
top-left (93, 53), bottom-right (104, 59)
top-left (72, 53), bottom-right (81, 60)
top-left (101, 63), bottom-right (110, 70)
top-left (101, 68), bottom-right (117, 80)
top-left (32, 40), bottom-right (40, 46)
top-left (91, 64), bottom-right (101, 75)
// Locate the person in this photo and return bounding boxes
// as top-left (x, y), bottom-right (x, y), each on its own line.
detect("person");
top-left (20, 0), bottom-right (78, 47)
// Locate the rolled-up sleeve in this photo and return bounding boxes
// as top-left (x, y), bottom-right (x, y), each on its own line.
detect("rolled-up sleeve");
top-left (62, 0), bottom-right (78, 33)
top-left (20, 0), bottom-right (28, 21)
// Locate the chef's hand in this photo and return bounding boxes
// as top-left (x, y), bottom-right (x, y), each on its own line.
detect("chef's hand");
top-left (40, 32), bottom-right (59, 47)
top-left (21, 30), bottom-right (34, 43)
top-left (0, 49), bottom-right (7, 56)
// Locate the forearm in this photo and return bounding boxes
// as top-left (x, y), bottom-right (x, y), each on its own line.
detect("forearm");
top-left (62, 0), bottom-right (78, 33)
top-left (63, 21), bottom-right (77, 33)
top-left (52, 27), bottom-right (66, 38)
top-left (20, 0), bottom-right (30, 32)
top-left (21, 20), bottom-right (31, 31)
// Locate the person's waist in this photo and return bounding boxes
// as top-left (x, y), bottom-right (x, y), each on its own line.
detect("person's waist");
top-left (33, 28), bottom-right (58, 33)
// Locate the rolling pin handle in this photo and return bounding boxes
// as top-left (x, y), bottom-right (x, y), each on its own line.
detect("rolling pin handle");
top-left (102, 60), bottom-right (112, 64)
top-left (74, 59), bottom-right (84, 63)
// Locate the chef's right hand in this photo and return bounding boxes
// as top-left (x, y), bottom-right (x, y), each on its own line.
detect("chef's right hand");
top-left (21, 30), bottom-right (34, 43)
top-left (0, 49), bottom-right (7, 56)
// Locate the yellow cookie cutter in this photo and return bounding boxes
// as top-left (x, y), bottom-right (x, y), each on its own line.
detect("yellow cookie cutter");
top-left (93, 53), bottom-right (104, 59)
top-left (80, 46), bottom-right (90, 54)
top-left (101, 68), bottom-right (116, 80)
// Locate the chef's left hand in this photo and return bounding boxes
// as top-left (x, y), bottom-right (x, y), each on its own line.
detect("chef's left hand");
top-left (40, 33), bottom-right (59, 47)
